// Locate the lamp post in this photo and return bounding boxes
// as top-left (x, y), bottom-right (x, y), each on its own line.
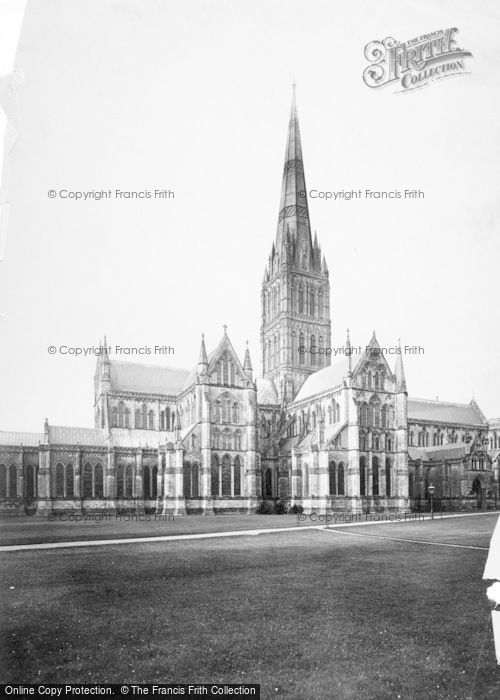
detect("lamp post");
top-left (428, 483), bottom-right (436, 520)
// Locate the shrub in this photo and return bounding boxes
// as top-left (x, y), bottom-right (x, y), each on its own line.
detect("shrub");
top-left (289, 504), bottom-right (304, 515)
top-left (257, 500), bottom-right (275, 514)
top-left (274, 500), bottom-right (287, 515)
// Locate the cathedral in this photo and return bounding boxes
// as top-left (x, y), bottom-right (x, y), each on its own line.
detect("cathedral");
top-left (0, 92), bottom-right (499, 515)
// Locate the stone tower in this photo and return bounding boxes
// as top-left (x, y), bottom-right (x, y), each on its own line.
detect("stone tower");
top-left (261, 88), bottom-right (332, 402)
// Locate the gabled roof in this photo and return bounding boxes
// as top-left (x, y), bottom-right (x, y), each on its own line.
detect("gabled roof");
top-left (0, 431), bottom-right (43, 447)
top-left (110, 360), bottom-right (190, 396)
top-left (408, 444), bottom-right (467, 462)
top-left (206, 331), bottom-right (246, 382)
top-left (408, 446), bottom-right (429, 461)
top-left (352, 331), bottom-right (394, 380)
top-left (49, 426), bottom-right (107, 446)
top-left (408, 398), bottom-right (487, 426)
top-left (292, 358), bottom-right (347, 403)
top-left (256, 377), bottom-right (279, 405)
top-left (110, 424), bottom-right (195, 449)
top-left (324, 421), bottom-right (346, 445)
top-left (110, 428), bottom-right (168, 448)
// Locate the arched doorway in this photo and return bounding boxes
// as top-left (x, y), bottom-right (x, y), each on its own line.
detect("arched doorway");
top-left (472, 477), bottom-right (485, 509)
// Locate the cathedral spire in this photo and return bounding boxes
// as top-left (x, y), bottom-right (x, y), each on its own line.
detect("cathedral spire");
top-left (100, 336), bottom-right (110, 381)
top-left (276, 85), bottom-right (312, 254)
top-left (346, 328), bottom-right (352, 376)
top-left (198, 333), bottom-right (208, 364)
top-left (395, 340), bottom-right (407, 394)
top-left (102, 335), bottom-right (110, 363)
top-left (261, 91), bottom-right (332, 403)
top-left (197, 333), bottom-right (208, 376)
top-left (243, 341), bottom-right (253, 380)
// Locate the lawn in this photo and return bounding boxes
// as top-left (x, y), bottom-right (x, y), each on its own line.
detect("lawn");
top-left (1, 514), bottom-right (499, 699)
top-left (0, 512), bottom-right (303, 546)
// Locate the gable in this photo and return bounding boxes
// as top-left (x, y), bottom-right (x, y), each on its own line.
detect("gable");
top-left (352, 336), bottom-right (394, 388)
top-left (207, 334), bottom-right (246, 386)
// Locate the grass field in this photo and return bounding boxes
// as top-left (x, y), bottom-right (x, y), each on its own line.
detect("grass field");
top-left (1, 513), bottom-right (499, 699)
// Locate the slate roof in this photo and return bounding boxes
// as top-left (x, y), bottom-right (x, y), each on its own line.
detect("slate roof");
top-left (49, 426), bottom-right (107, 446)
top-left (408, 444), bottom-right (467, 462)
top-left (407, 398), bottom-right (486, 426)
top-left (110, 360), bottom-right (190, 396)
top-left (292, 358), bottom-right (348, 404)
top-left (110, 428), bottom-right (169, 448)
top-left (256, 377), bottom-right (279, 405)
top-left (408, 447), bottom-right (428, 461)
top-left (110, 426), bottom-right (192, 449)
top-left (0, 431), bottom-right (43, 447)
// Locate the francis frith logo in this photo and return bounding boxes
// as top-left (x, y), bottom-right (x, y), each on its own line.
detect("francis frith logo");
top-left (363, 28), bottom-right (472, 92)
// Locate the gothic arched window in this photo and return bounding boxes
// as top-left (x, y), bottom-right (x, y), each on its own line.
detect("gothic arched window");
top-left (233, 456), bottom-right (241, 496)
top-left (9, 465), bottom-right (17, 498)
top-left (56, 463), bottom-right (65, 497)
top-left (221, 455), bottom-right (231, 496)
top-left (125, 465), bottom-right (134, 498)
top-left (66, 464), bottom-right (74, 498)
top-left (211, 455), bottom-right (220, 496)
top-left (372, 456), bottom-right (379, 496)
top-left (329, 461), bottom-right (336, 495)
top-left (299, 333), bottom-right (305, 365)
top-left (337, 463), bottom-right (345, 495)
top-left (112, 407), bottom-right (118, 428)
top-left (310, 335), bottom-right (316, 366)
top-left (360, 457), bottom-right (366, 496)
top-left (95, 464), bottom-right (104, 498)
top-left (0, 464), bottom-right (7, 498)
top-left (232, 402), bottom-right (239, 423)
top-left (83, 463), bottom-right (93, 498)
top-left (360, 404), bottom-right (368, 427)
top-left (234, 430), bottom-right (242, 451)
top-left (148, 410), bottom-right (154, 430)
top-left (379, 372), bottom-right (385, 390)
top-left (385, 459), bottom-right (391, 497)
top-left (381, 406), bottom-right (387, 429)
top-left (368, 404), bottom-right (374, 426)
top-left (117, 465), bottom-right (125, 498)
top-left (118, 401), bottom-right (125, 428)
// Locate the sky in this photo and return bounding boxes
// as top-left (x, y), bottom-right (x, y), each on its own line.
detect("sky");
top-left (0, 0), bottom-right (499, 432)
